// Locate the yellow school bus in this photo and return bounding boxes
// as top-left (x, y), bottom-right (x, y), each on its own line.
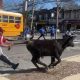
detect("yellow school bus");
top-left (0, 10), bottom-right (23, 36)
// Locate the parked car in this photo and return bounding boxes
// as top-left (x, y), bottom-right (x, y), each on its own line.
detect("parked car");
top-left (71, 29), bottom-right (80, 35)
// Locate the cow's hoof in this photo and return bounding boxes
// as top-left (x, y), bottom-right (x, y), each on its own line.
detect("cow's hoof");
top-left (37, 67), bottom-right (41, 70)
top-left (48, 65), bottom-right (54, 69)
top-left (45, 66), bottom-right (49, 71)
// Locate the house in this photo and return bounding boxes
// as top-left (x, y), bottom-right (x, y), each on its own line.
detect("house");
top-left (29, 7), bottom-right (80, 32)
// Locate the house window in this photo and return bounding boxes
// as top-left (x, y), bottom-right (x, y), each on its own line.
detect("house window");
top-left (39, 15), bottom-right (42, 20)
top-left (74, 11), bottom-right (77, 19)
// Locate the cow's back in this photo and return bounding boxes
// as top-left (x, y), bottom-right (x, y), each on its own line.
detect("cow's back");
top-left (30, 39), bottom-right (63, 56)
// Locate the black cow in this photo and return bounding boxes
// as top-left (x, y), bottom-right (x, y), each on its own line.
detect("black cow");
top-left (26, 35), bottom-right (75, 70)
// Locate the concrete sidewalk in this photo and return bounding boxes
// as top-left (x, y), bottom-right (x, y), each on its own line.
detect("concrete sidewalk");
top-left (0, 75), bottom-right (10, 80)
top-left (62, 74), bottom-right (80, 80)
top-left (61, 54), bottom-right (80, 80)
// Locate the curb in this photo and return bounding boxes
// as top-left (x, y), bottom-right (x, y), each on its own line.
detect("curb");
top-left (62, 54), bottom-right (80, 62)
top-left (0, 74), bottom-right (10, 80)
top-left (62, 55), bottom-right (80, 80)
top-left (62, 74), bottom-right (80, 80)
top-left (0, 76), bottom-right (10, 80)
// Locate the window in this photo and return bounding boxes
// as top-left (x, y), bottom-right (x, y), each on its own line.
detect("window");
top-left (9, 16), bottom-right (14, 23)
top-left (2, 15), bottom-right (8, 22)
top-left (39, 15), bottom-right (42, 20)
top-left (74, 11), bottom-right (77, 19)
top-left (45, 14), bottom-right (48, 20)
top-left (15, 17), bottom-right (21, 23)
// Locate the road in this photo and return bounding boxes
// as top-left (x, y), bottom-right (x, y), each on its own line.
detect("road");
top-left (0, 34), bottom-right (80, 71)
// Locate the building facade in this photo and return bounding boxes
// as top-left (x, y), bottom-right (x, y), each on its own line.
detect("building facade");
top-left (34, 8), bottom-right (63, 30)
top-left (63, 9), bottom-right (80, 31)
top-left (34, 8), bottom-right (80, 31)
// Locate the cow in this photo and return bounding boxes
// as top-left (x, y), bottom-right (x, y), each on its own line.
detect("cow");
top-left (26, 34), bottom-right (75, 70)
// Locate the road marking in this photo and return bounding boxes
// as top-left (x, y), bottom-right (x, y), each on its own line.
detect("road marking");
top-left (62, 74), bottom-right (80, 80)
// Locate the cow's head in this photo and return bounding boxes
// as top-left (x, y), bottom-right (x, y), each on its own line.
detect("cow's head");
top-left (63, 34), bottom-right (75, 47)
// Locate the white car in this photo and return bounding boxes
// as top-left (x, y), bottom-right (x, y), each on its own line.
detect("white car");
top-left (71, 29), bottom-right (80, 35)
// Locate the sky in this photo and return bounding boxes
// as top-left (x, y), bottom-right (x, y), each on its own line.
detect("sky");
top-left (3, 0), bottom-right (23, 4)
top-left (77, 0), bottom-right (80, 5)
top-left (3, 0), bottom-right (23, 11)
top-left (3, 0), bottom-right (80, 11)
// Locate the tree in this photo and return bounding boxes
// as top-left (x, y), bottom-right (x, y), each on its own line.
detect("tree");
top-left (61, 0), bottom-right (79, 10)
top-left (3, 0), bottom-right (24, 12)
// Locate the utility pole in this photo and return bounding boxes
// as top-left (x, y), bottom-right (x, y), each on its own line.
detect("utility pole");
top-left (30, 0), bottom-right (35, 30)
top-left (55, 0), bottom-right (60, 39)
top-left (24, 0), bottom-right (28, 28)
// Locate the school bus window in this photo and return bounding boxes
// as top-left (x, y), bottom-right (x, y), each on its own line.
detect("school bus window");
top-left (15, 17), bottom-right (21, 20)
top-left (15, 20), bottom-right (21, 23)
top-left (15, 17), bottom-right (21, 23)
top-left (0, 18), bottom-right (1, 22)
top-left (0, 16), bottom-right (1, 22)
top-left (2, 15), bottom-right (8, 22)
top-left (9, 16), bottom-right (14, 23)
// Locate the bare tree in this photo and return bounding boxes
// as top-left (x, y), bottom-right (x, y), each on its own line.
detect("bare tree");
top-left (3, 0), bottom-right (24, 12)
top-left (61, 0), bottom-right (79, 10)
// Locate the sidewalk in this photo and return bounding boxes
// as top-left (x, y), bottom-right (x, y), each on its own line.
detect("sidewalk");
top-left (0, 75), bottom-right (10, 80)
top-left (61, 54), bottom-right (80, 80)
top-left (62, 74), bottom-right (80, 80)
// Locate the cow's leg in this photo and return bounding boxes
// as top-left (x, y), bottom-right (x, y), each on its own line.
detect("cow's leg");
top-left (48, 56), bottom-right (55, 68)
top-left (53, 58), bottom-right (61, 66)
top-left (37, 59), bottom-right (48, 70)
top-left (52, 52), bottom-right (61, 67)
top-left (31, 56), bottom-right (40, 69)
